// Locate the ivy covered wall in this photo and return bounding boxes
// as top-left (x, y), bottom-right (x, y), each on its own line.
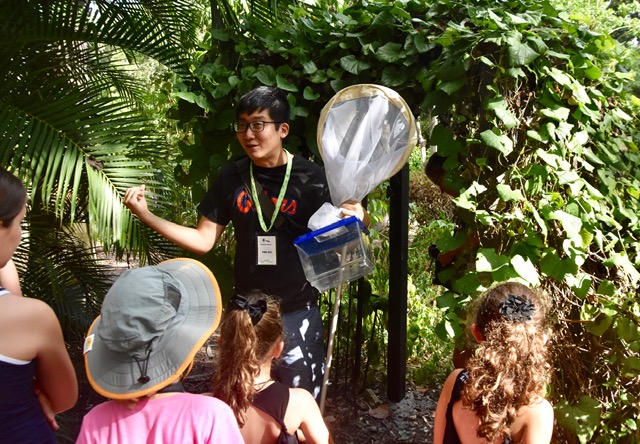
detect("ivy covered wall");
top-left (172, 1), bottom-right (640, 441)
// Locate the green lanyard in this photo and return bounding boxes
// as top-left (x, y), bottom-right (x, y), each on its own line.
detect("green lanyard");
top-left (250, 150), bottom-right (293, 233)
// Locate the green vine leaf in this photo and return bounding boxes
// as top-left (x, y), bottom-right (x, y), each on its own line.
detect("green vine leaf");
top-left (493, 107), bottom-right (519, 129)
top-left (555, 396), bottom-right (601, 444)
top-left (435, 292), bottom-right (457, 309)
top-left (504, 11), bottom-right (529, 25)
top-left (603, 252), bottom-right (640, 285)
top-left (506, 36), bottom-right (540, 66)
top-left (480, 129), bottom-right (514, 155)
top-left (438, 79), bottom-right (465, 95)
top-left (476, 248), bottom-right (510, 272)
top-left (540, 103), bottom-right (571, 121)
top-left (255, 65), bottom-right (277, 86)
top-left (430, 125), bottom-right (463, 156)
top-left (622, 356), bottom-right (640, 377)
top-left (496, 184), bottom-right (524, 202)
top-left (511, 254), bottom-right (540, 286)
top-left (616, 318), bottom-right (640, 342)
top-left (411, 33), bottom-right (435, 53)
top-left (547, 67), bottom-right (573, 88)
top-left (597, 280), bottom-right (616, 296)
top-left (381, 65), bottom-right (409, 87)
top-left (529, 205), bottom-right (548, 238)
top-left (302, 60), bottom-right (318, 75)
top-left (174, 91), bottom-right (210, 111)
top-left (585, 311), bottom-right (614, 336)
top-left (453, 182), bottom-right (487, 211)
top-left (549, 210), bottom-right (582, 240)
top-left (303, 86), bottom-right (320, 100)
top-left (539, 252), bottom-right (578, 281)
top-left (339, 55), bottom-right (371, 75)
top-left (276, 74), bottom-right (298, 92)
top-left (566, 273), bottom-right (592, 299)
top-left (452, 272), bottom-right (483, 294)
top-left (375, 42), bottom-right (403, 63)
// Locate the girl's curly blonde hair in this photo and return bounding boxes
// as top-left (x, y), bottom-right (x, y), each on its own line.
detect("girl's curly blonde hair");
top-left (461, 282), bottom-right (551, 442)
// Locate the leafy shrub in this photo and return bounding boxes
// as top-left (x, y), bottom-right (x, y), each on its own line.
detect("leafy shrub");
top-left (172, 0), bottom-right (640, 440)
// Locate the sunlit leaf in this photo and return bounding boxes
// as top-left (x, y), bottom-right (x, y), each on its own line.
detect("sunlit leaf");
top-left (555, 396), bottom-right (601, 443)
top-left (603, 252), bottom-right (640, 285)
top-left (476, 248), bottom-right (509, 272)
top-left (549, 210), bottom-right (582, 239)
top-left (507, 40), bottom-right (540, 66)
top-left (496, 184), bottom-right (524, 202)
top-left (511, 255), bottom-right (540, 286)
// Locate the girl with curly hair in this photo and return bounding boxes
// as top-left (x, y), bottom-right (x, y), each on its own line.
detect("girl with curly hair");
top-left (434, 282), bottom-right (554, 444)
top-left (211, 290), bottom-right (330, 444)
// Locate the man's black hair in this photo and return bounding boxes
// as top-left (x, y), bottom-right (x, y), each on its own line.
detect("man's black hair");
top-left (236, 87), bottom-right (290, 126)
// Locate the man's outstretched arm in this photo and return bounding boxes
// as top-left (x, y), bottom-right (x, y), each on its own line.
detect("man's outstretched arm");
top-left (123, 185), bottom-right (225, 255)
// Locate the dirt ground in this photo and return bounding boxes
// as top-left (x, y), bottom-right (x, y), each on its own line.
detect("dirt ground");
top-left (59, 335), bottom-right (439, 443)
top-left (322, 381), bottom-right (438, 443)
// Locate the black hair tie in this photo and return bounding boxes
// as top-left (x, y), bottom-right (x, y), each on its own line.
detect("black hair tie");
top-left (228, 294), bottom-right (267, 325)
top-left (499, 294), bottom-right (535, 321)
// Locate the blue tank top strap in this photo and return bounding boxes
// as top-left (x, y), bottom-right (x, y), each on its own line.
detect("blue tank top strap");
top-left (0, 286), bottom-right (10, 296)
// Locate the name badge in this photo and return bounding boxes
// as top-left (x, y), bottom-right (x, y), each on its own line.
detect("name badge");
top-left (257, 235), bottom-right (277, 265)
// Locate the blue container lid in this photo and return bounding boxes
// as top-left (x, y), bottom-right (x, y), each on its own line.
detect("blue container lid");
top-left (294, 215), bottom-right (369, 253)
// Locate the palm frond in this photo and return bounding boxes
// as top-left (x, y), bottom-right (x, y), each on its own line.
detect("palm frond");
top-left (0, 76), bottom-right (171, 253)
top-left (1, 0), bottom-right (199, 75)
top-left (247, 0), bottom-right (283, 24)
top-left (0, 0), bottom-right (207, 256)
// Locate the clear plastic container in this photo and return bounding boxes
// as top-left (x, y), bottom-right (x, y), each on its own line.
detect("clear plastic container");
top-left (294, 216), bottom-right (374, 292)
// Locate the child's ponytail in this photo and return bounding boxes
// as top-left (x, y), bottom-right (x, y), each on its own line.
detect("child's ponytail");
top-left (461, 282), bottom-right (551, 442)
top-left (211, 290), bottom-right (283, 426)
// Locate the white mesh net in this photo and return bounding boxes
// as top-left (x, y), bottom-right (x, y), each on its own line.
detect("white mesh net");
top-left (310, 84), bottom-right (417, 228)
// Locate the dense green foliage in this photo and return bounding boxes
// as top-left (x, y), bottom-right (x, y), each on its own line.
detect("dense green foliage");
top-left (0, 0), bottom-right (205, 330)
top-left (0, 0), bottom-right (201, 252)
top-left (419, 2), bottom-right (640, 442)
top-left (553, 0), bottom-right (640, 43)
top-left (169, 0), bottom-right (639, 441)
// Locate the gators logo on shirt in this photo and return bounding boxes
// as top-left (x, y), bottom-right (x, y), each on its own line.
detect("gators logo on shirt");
top-left (236, 190), bottom-right (297, 215)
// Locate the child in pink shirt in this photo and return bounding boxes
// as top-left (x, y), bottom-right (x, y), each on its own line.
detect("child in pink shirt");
top-left (77, 259), bottom-right (243, 444)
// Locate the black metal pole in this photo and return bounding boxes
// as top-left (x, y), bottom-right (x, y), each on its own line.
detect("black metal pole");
top-left (387, 163), bottom-right (408, 402)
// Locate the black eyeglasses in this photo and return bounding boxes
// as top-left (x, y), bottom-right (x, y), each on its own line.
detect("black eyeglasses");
top-left (233, 121), bottom-right (282, 133)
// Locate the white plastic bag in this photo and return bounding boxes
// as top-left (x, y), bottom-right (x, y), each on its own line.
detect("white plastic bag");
top-left (308, 202), bottom-right (343, 231)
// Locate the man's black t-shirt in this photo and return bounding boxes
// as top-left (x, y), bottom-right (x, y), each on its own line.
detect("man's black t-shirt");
top-left (198, 155), bottom-right (331, 312)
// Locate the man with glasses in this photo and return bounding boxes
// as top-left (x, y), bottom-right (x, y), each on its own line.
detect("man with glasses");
top-left (124, 86), bottom-right (368, 401)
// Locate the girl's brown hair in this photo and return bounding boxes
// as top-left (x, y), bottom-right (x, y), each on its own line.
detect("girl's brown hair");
top-left (0, 167), bottom-right (27, 227)
top-left (211, 290), bottom-right (282, 426)
top-left (461, 281), bottom-right (551, 442)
